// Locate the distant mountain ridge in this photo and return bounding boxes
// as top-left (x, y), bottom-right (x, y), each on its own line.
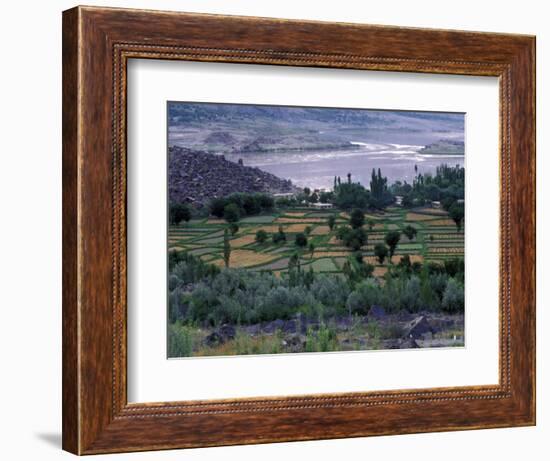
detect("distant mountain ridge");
top-left (168, 102), bottom-right (465, 155)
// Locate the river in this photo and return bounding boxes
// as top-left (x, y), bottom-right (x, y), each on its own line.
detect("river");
top-left (223, 142), bottom-right (465, 190)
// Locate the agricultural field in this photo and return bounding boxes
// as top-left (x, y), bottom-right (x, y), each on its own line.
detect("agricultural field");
top-left (168, 206), bottom-right (464, 278)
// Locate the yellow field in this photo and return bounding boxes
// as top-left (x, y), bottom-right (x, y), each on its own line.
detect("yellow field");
top-left (312, 250), bottom-right (351, 258)
top-left (284, 212), bottom-right (307, 217)
top-left (413, 207), bottom-right (448, 216)
top-left (275, 217), bottom-right (325, 223)
top-left (428, 233), bottom-right (464, 239)
top-left (206, 218), bottom-right (226, 224)
top-left (230, 234), bottom-right (257, 247)
top-left (212, 249), bottom-right (277, 268)
top-left (310, 225), bottom-right (330, 235)
top-left (405, 212), bottom-right (438, 221)
top-left (284, 223), bottom-right (312, 233)
top-left (426, 219), bottom-right (456, 227)
top-left (373, 266), bottom-right (388, 277)
top-left (427, 247), bottom-right (464, 254)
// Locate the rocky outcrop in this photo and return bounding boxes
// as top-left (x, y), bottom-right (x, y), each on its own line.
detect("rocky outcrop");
top-left (402, 315), bottom-right (435, 339)
top-left (169, 146), bottom-right (297, 206)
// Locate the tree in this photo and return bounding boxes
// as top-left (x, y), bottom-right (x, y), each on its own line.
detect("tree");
top-left (367, 219), bottom-right (375, 231)
top-left (223, 229), bottom-right (231, 268)
top-left (255, 229), bottom-right (268, 244)
top-left (327, 215), bottom-right (336, 231)
top-left (384, 230), bottom-right (401, 262)
top-left (308, 192), bottom-right (319, 203)
top-left (242, 194), bottom-right (261, 215)
top-left (303, 187), bottom-right (311, 197)
top-left (374, 244), bottom-right (388, 264)
top-left (340, 227), bottom-right (367, 251)
top-left (223, 203), bottom-right (240, 223)
top-left (309, 242), bottom-right (316, 259)
top-left (272, 225), bottom-right (286, 244)
top-left (403, 224), bottom-right (417, 241)
top-left (350, 208), bottom-right (365, 229)
top-left (169, 203), bottom-right (191, 225)
top-left (449, 202), bottom-right (464, 232)
top-left (209, 197), bottom-right (227, 218)
top-left (229, 222), bottom-right (239, 236)
top-left (304, 225), bottom-right (312, 235)
top-left (295, 232), bottom-right (308, 248)
top-left (347, 172), bottom-right (352, 184)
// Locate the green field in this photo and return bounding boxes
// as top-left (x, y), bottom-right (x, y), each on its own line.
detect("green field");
top-left (168, 206), bottom-right (464, 278)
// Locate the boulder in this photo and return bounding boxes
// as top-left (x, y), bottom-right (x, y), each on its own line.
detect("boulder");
top-left (204, 324), bottom-right (236, 346)
top-left (368, 305), bottom-right (386, 320)
top-left (382, 338), bottom-right (419, 349)
top-left (403, 315), bottom-right (434, 339)
top-left (262, 319), bottom-right (285, 334)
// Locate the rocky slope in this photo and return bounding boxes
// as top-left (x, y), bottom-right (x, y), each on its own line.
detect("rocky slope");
top-left (169, 146), bottom-right (297, 207)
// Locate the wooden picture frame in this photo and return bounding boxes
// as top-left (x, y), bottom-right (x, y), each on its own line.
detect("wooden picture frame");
top-left (62, 5), bottom-right (535, 455)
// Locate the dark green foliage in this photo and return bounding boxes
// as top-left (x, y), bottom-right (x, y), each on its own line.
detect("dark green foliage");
top-left (374, 243), bottom-right (388, 264)
top-left (209, 197), bottom-right (227, 218)
top-left (444, 258), bottom-right (465, 278)
top-left (209, 192), bottom-right (275, 218)
top-left (327, 215), bottom-right (336, 230)
top-left (308, 192), bottom-right (319, 203)
top-left (319, 191), bottom-right (334, 203)
top-left (255, 229), bottom-right (268, 244)
top-left (442, 278), bottom-right (465, 313)
top-left (168, 251), bottom-right (464, 327)
top-left (223, 229), bottom-right (231, 267)
top-left (309, 242), bottom-right (315, 258)
top-left (384, 230), bottom-right (401, 261)
top-left (295, 232), bottom-right (308, 247)
top-left (229, 222), bottom-right (239, 236)
top-left (367, 219), bottom-right (375, 231)
top-left (350, 208), bottom-right (365, 229)
top-left (338, 226), bottom-right (367, 251)
top-left (272, 225), bottom-right (287, 244)
top-left (169, 202), bottom-right (192, 225)
top-left (333, 182), bottom-right (370, 210)
top-left (243, 194), bottom-right (262, 215)
top-left (223, 203), bottom-right (240, 223)
top-left (403, 224), bottom-right (417, 241)
top-left (449, 202), bottom-right (465, 231)
top-left (369, 168), bottom-right (394, 208)
top-left (304, 225), bottom-right (312, 235)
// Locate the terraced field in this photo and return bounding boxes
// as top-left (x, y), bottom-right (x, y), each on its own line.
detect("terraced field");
top-left (168, 206), bottom-right (464, 278)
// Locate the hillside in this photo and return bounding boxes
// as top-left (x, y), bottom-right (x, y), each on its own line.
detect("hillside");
top-left (168, 102), bottom-right (465, 154)
top-left (419, 139), bottom-right (464, 155)
top-left (168, 146), bottom-right (297, 207)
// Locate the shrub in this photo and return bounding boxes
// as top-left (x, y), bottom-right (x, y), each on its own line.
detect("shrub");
top-left (374, 243), bottom-right (388, 264)
top-left (223, 203), bottom-right (241, 223)
top-left (169, 202), bottom-right (191, 225)
top-left (295, 232), bottom-right (308, 247)
top-left (442, 278), bottom-right (464, 313)
top-left (168, 323), bottom-right (196, 357)
top-left (346, 279), bottom-right (381, 315)
top-left (209, 197), bottom-right (227, 218)
top-left (350, 208), bottom-right (365, 229)
top-left (403, 224), bottom-right (417, 241)
top-left (255, 229), bottom-right (268, 244)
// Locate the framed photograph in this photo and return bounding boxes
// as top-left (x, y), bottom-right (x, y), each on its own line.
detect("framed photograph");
top-left (62, 6), bottom-right (535, 455)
